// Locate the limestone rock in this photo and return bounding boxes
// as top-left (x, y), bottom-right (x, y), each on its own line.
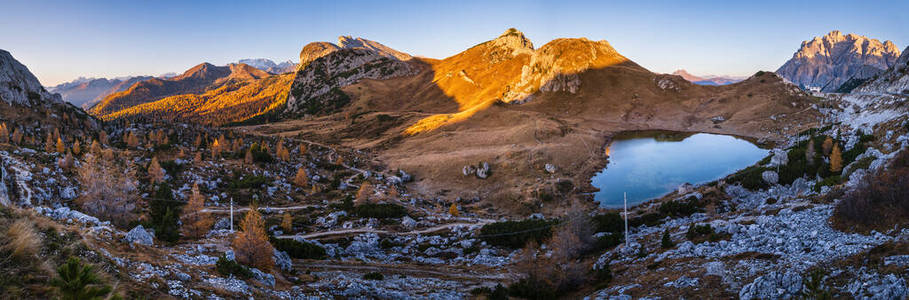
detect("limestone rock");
top-left (544, 163), bottom-right (557, 174)
top-left (273, 250), bottom-right (293, 272)
top-left (124, 225), bottom-right (155, 246)
top-left (476, 162), bottom-right (490, 179)
top-left (739, 270), bottom-right (803, 300)
top-left (762, 170), bottom-right (779, 184)
top-left (0, 49), bottom-right (63, 106)
top-left (776, 30), bottom-right (901, 92)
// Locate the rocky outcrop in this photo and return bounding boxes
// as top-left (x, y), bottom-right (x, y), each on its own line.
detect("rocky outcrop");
top-left (286, 37), bottom-right (414, 115)
top-left (0, 49), bottom-right (63, 106)
top-left (853, 45), bottom-right (909, 95)
top-left (503, 37), bottom-right (627, 103)
top-left (739, 270), bottom-right (803, 299)
top-left (776, 30), bottom-right (901, 92)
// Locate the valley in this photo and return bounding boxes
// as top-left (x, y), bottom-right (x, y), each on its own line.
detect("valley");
top-left (0, 21), bottom-right (907, 300)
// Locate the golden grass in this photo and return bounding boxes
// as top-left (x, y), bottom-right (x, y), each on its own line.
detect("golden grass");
top-left (4, 218), bottom-right (40, 259)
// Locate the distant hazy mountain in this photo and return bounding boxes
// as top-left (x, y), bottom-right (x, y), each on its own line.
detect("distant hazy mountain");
top-left (237, 58), bottom-right (296, 74)
top-left (49, 76), bottom-right (154, 109)
top-left (671, 69), bottom-right (744, 85)
top-left (777, 30), bottom-right (901, 92)
top-left (89, 63), bottom-right (269, 116)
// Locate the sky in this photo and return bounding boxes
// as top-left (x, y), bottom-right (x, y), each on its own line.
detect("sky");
top-left (1, 0), bottom-right (907, 86)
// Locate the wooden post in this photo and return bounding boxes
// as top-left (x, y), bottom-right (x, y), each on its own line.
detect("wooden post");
top-left (230, 197), bottom-right (234, 232)
top-left (624, 192), bottom-right (629, 246)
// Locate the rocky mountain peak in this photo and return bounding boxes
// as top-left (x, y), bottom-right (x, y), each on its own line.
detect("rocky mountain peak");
top-left (490, 28), bottom-right (534, 56)
top-left (777, 31), bottom-right (901, 92)
top-left (0, 49), bottom-right (62, 106)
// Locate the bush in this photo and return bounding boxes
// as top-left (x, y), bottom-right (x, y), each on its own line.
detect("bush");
top-left (592, 213), bottom-right (624, 233)
top-left (813, 176), bottom-right (841, 192)
top-left (728, 165), bottom-right (770, 190)
top-left (470, 284), bottom-right (508, 300)
top-left (661, 230), bottom-right (674, 248)
top-left (362, 272), bottom-right (384, 280)
top-left (479, 219), bottom-right (554, 249)
top-left (269, 237), bottom-right (326, 259)
top-left (215, 256), bottom-right (253, 279)
top-left (248, 143), bottom-right (273, 163)
top-left (508, 277), bottom-right (558, 300)
top-left (834, 149), bottom-right (909, 231)
top-left (658, 197), bottom-right (701, 218)
top-left (353, 203), bottom-right (407, 219)
top-left (686, 224), bottom-right (714, 240)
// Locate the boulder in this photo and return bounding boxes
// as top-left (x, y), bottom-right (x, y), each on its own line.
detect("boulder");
top-left (273, 250), bottom-right (293, 272)
top-left (250, 268), bottom-right (275, 287)
top-left (769, 149), bottom-right (789, 167)
top-left (544, 163), bottom-right (557, 174)
top-left (462, 165), bottom-right (476, 176)
top-left (401, 216), bottom-right (417, 229)
top-left (677, 183), bottom-right (694, 195)
top-left (739, 270), bottom-right (803, 299)
top-left (762, 171), bottom-right (779, 184)
top-left (710, 116), bottom-right (726, 124)
top-left (476, 162), bottom-right (490, 179)
top-left (398, 170), bottom-right (412, 182)
top-left (124, 225), bottom-right (154, 246)
top-left (213, 217), bottom-right (231, 230)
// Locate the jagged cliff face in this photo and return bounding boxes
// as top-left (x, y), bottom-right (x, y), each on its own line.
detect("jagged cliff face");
top-left (286, 37), bottom-right (414, 115)
top-left (0, 49), bottom-right (62, 106)
top-left (776, 30), bottom-right (901, 92)
top-left (854, 46), bottom-right (909, 95)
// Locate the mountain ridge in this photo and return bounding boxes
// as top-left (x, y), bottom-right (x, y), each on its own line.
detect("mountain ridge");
top-left (776, 30), bottom-right (901, 92)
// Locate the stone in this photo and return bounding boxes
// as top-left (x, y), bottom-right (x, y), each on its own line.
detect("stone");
top-left (250, 268), bottom-right (275, 287)
top-left (544, 163), bottom-right (557, 174)
top-left (677, 183), bottom-right (694, 195)
top-left (462, 165), bottom-right (476, 176)
top-left (739, 270), bottom-right (803, 300)
top-left (274, 250), bottom-right (293, 272)
top-left (476, 162), bottom-right (490, 179)
top-left (401, 216), bottom-right (417, 229)
top-left (710, 116), bottom-right (726, 124)
top-left (124, 225), bottom-right (154, 246)
top-left (762, 170), bottom-right (779, 184)
top-left (212, 217), bottom-right (231, 230)
top-left (769, 149), bottom-right (789, 167)
top-left (398, 170), bottom-right (412, 182)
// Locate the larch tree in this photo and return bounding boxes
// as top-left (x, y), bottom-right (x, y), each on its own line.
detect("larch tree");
top-left (98, 130), bottom-right (109, 145)
top-left (244, 148), bottom-right (253, 165)
top-left (356, 182), bottom-right (373, 205)
top-left (72, 139), bottom-right (81, 155)
top-left (89, 140), bottom-right (102, 155)
top-left (232, 204), bottom-right (274, 271)
top-left (76, 153), bottom-right (138, 227)
top-left (11, 128), bottom-right (22, 144)
top-left (148, 157), bottom-right (165, 184)
top-left (45, 134), bottom-right (55, 153)
top-left (0, 123), bottom-right (8, 143)
top-left (194, 151), bottom-right (203, 162)
top-left (449, 203), bottom-right (460, 217)
top-left (182, 183), bottom-right (213, 238)
top-left (830, 144), bottom-right (843, 173)
top-left (298, 144), bottom-right (307, 157)
top-left (281, 213), bottom-right (293, 233)
top-left (822, 136), bottom-right (834, 156)
top-left (293, 168), bottom-right (308, 187)
top-left (58, 151), bottom-right (74, 170)
top-left (56, 136), bottom-right (65, 153)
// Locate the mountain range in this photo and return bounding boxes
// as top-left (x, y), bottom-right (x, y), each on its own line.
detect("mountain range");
top-left (671, 69), bottom-right (745, 85)
top-left (776, 30), bottom-right (901, 92)
top-left (49, 76), bottom-right (154, 109)
top-left (237, 58), bottom-right (296, 74)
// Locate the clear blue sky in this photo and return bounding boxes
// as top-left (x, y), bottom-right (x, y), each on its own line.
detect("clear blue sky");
top-left (2, 0), bottom-right (906, 86)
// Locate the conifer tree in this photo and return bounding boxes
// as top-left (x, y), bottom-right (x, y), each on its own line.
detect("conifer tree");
top-left (830, 144), bottom-right (843, 173)
top-left (45, 134), bottom-right (55, 152)
top-left (50, 257), bottom-right (113, 300)
top-left (293, 167), bottom-right (308, 187)
top-left (281, 213), bottom-right (293, 233)
top-left (56, 136), bottom-right (65, 153)
top-left (182, 183), bottom-right (213, 238)
top-left (356, 182), bottom-right (372, 205)
top-left (805, 139), bottom-right (816, 165)
top-left (244, 148), bottom-right (253, 165)
top-left (89, 140), bottom-right (102, 155)
top-left (148, 157), bottom-right (165, 184)
top-left (99, 130), bottom-right (109, 145)
top-left (232, 204), bottom-right (274, 270)
top-left (449, 203), bottom-right (460, 217)
top-left (0, 123), bottom-right (8, 143)
top-left (11, 128), bottom-right (22, 145)
top-left (822, 136), bottom-right (833, 156)
top-left (299, 144), bottom-right (307, 157)
top-left (72, 139), bottom-right (81, 155)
